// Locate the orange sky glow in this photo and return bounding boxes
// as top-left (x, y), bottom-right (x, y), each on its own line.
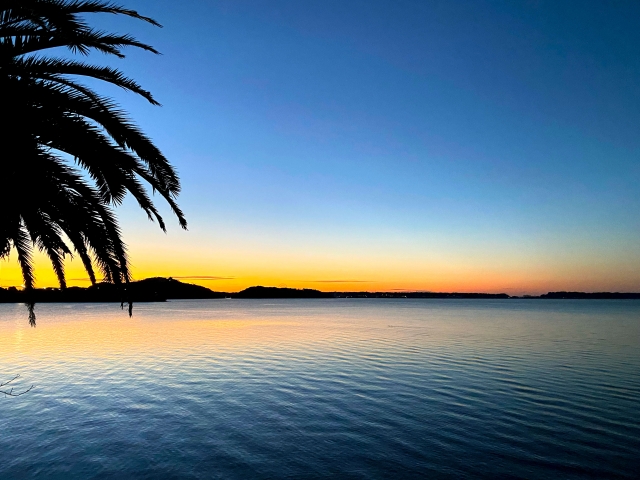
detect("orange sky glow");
top-left (2, 236), bottom-right (639, 296)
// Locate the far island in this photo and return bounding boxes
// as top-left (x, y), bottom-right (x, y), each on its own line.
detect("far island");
top-left (2, 277), bottom-right (640, 303)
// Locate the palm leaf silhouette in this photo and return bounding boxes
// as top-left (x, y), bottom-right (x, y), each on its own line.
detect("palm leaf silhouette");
top-left (1, 0), bottom-right (186, 324)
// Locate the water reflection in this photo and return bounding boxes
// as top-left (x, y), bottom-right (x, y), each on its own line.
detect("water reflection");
top-left (0, 300), bottom-right (638, 478)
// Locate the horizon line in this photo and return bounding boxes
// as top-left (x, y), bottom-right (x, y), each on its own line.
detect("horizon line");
top-left (5, 278), bottom-right (640, 296)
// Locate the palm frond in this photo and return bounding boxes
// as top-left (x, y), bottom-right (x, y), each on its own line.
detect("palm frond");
top-left (21, 210), bottom-right (71, 288)
top-left (0, 0), bottom-right (161, 28)
top-left (1, 0), bottom-right (184, 324)
top-left (12, 220), bottom-right (35, 291)
top-left (7, 57), bottom-right (160, 104)
top-left (2, 29), bottom-right (159, 57)
top-left (12, 78), bottom-right (183, 204)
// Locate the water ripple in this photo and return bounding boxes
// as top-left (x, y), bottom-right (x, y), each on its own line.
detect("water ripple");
top-left (0, 299), bottom-right (638, 478)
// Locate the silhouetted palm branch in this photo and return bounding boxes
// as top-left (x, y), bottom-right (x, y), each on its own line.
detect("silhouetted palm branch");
top-left (1, 0), bottom-right (186, 324)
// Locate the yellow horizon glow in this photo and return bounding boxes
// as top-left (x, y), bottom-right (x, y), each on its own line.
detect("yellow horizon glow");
top-left (2, 242), bottom-right (640, 295)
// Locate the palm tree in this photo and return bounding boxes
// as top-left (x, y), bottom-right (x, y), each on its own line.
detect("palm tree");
top-left (1, 0), bottom-right (187, 324)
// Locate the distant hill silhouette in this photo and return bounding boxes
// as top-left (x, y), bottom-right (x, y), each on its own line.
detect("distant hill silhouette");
top-left (135, 277), bottom-right (227, 299)
top-left (2, 278), bottom-right (640, 303)
top-left (0, 277), bottom-right (226, 303)
top-left (539, 291), bottom-right (640, 299)
top-left (332, 292), bottom-right (510, 299)
top-left (234, 286), bottom-right (332, 298)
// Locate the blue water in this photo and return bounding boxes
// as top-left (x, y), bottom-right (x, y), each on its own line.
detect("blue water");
top-left (0, 299), bottom-right (638, 478)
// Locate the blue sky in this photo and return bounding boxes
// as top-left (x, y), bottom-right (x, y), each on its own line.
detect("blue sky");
top-left (8, 0), bottom-right (640, 293)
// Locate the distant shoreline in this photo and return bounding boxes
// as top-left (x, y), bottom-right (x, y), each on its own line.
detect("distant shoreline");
top-left (2, 277), bottom-right (640, 303)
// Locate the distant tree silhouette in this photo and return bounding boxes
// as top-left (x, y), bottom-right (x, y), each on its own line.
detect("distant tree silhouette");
top-left (1, 1), bottom-right (186, 325)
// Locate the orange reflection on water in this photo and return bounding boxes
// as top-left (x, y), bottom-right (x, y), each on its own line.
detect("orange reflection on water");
top-left (0, 303), bottom-right (393, 365)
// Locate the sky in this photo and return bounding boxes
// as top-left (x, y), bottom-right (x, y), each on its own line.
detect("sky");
top-left (3, 0), bottom-right (640, 294)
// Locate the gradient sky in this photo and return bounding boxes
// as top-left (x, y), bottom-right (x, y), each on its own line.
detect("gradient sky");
top-left (3, 0), bottom-right (640, 294)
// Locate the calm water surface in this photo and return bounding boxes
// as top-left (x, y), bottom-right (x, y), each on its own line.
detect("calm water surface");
top-left (0, 299), bottom-right (638, 478)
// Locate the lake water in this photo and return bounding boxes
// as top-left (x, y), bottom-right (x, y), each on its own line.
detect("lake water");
top-left (0, 299), bottom-right (638, 478)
